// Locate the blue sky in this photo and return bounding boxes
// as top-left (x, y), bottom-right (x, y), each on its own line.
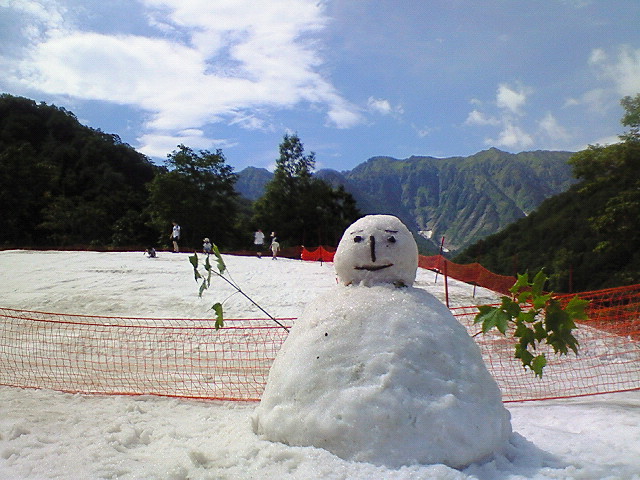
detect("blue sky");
top-left (1, 0), bottom-right (639, 172)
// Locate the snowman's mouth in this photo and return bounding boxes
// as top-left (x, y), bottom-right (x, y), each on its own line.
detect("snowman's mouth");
top-left (355, 263), bottom-right (393, 271)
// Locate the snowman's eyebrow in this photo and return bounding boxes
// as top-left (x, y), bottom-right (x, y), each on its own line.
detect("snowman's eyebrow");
top-left (384, 230), bottom-right (398, 233)
top-left (350, 229), bottom-right (365, 234)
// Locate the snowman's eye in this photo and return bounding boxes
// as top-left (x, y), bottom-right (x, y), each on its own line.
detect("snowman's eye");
top-left (353, 235), bottom-right (363, 243)
top-left (388, 236), bottom-right (396, 243)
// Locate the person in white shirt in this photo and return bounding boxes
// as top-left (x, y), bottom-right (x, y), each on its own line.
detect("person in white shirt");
top-left (170, 222), bottom-right (181, 253)
top-left (254, 229), bottom-right (265, 258)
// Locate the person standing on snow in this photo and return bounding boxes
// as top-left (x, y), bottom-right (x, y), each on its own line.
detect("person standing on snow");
top-left (170, 222), bottom-right (181, 253)
top-left (203, 238), bottom-right (212, 256)
top-left (254, 229), bottom-right (265, 258)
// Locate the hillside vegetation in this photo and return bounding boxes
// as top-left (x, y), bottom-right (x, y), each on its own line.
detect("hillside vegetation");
top-left (0, 94), bottom-right (359, 250)
top-left (0, 94), bottom-right (158, 247)
top-left (238, 149), bottom-right (576, 252)
top-left (455, 94), bottom-right (640, 292)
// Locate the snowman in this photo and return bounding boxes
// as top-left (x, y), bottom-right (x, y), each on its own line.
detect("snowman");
top-left (252, 215), bottom-right (512, 469)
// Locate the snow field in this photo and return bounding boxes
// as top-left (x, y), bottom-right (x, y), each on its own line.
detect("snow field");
top-left (0, 250), bottom-right (639, 479)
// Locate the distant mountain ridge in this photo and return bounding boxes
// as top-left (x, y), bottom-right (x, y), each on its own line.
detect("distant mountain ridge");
top-left (237, 148), bottom-right (576, 252)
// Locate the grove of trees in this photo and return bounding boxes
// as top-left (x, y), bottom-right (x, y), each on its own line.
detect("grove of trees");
top-left (0, 94), bottom-right (360, 252)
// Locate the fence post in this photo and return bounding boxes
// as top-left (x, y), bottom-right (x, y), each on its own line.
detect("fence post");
top-left (434, 236), bottom-right (446, 284)
top-left (444, 258), bottom-right (450, 308)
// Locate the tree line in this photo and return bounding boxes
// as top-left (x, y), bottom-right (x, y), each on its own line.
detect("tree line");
top-left (0, 94), bottom-right (361, 251)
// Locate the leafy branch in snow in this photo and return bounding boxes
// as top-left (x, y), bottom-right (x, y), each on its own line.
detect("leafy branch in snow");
top-left (474, 270), bottom-right (588, 377)
top-left (189, 246), bottom-right (289, 332)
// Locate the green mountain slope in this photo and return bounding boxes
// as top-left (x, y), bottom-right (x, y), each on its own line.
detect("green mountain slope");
top-left (455, 139), bottom-right (640, 292)
top-left (238, 148), bottom-right (575, 252)
top-left (0, 94), bottom-right (158, 246)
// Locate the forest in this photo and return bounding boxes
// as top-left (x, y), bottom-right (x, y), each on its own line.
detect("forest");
top-left (0, 94), bottom-right (360, 251)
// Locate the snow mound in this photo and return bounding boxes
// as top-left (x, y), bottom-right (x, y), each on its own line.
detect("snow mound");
top-left (252, 285), bottom-right (512, 468)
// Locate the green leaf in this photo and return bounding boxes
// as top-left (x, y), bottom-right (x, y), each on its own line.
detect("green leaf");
top-left (474, 305), bottom-right (496, 324)
top-left (514, 322), bottom-right (535, 348)
top-left (198, 279), bottom-right (208, 297)
top-left (517, 309), bottom-right (538, 324)
top-left (565, 295), bottom-right (589, 321)
top-left (212, 243), bottom-right (226, 274)
top-left (510, 272), bottom-right (530, 295)
top-left (516, 290), bottom-right (533, 304)
top-left (212, 302), bottom-right (224, 330)
top-left (189, 253), bottom-right (202, 281)
top-left (503, 297), bottom-right (522, 318)
top-left (476, 307), bottom-right (510, 334)
top-left (532, 292), bottom-right (552, 310)
top-left (533, 321), bottom-right (548, 341)
top-left (531, 269), bottom-right (548, 297)
top-left (515, 343), bottom-right (534, 366)
top-left (531, 354), bottom-right (547, 378)
top-left (189, 253), bottom-right (199, 270)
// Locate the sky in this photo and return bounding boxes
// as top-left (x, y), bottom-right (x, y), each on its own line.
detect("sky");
top-left (1, 0), bottom-right (639, 172)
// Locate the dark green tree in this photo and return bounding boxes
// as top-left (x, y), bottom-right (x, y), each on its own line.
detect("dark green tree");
top-left (253, 133), bottom-right (361, 246)
top-left (147, 144), bottom-right (239, 250)
top-left (0, 94), bottom-right (157, 247)
top-left (567, 94), bottom-right (640, 284)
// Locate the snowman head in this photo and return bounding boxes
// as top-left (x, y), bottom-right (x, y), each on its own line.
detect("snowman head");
top-left (334, 215), bottom-right (418, 287)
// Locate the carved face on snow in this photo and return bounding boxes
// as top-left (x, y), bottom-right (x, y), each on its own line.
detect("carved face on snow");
top-left (334, 215), bottom-right (418, 287)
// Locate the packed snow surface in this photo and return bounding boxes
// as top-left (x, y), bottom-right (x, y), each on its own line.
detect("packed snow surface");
top-left (1, 249), bottom-right (639, 479)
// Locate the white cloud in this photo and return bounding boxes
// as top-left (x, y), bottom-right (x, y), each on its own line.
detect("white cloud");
top-left (326, 101), bottom-right (363, 129)
top-left (3, 0), bottom-right (362, 156)
top-left (367, 97), bottom-right (392, 114)
top-left (464, 109), bottom-right (500, 126)
top-left (488, 123), bottom-right (534, 149)
top-left (137, 131), bottom-right (237, 159)
top-left (411, 124), bottom-right (433, 138)
top-left (466, 83), bottom-right (536, 150)
top-left (538, 113), bottom-right (571, 142)
top-left (591, 45), bottom-right (640, 96)
top-left (496, 83), bottom-right (530, 115)
top-left (367, 96), bottom-right (403, 116)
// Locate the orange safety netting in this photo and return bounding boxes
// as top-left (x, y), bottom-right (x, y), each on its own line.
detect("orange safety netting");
top-left (0, 309), bottom-right (292, 401)
top-left (419, 255), bottom-right (516, 296)
top-left (452, 282), bottom-right (640, 402)
top-left (2, 284), bottom-right (639, 403)
top-left (300, 246), bottom-right (336, 262)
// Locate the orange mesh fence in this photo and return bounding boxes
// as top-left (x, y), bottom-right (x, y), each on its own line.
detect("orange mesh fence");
top-left (301, 246), bottom-right (336, 262)
top-left (555, 284), bottom-right (640, 340)
top-left (0, 308), bottom-right (292, 401)
top-left (1, 284), bottom-right (639, 403)
top-left (419, 255), bottom-right (516, 295)
top-left (452, 283), bottom-right (640, 402)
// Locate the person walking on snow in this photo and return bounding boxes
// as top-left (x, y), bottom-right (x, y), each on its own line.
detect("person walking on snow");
top-left (271, 236), bottom-right (280, 260)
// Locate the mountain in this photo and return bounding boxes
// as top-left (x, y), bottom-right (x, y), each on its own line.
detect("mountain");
top-left (454, 140), bottom-right (640, 292)
top-left (238, 148), bottom-right (576, 253)
top-left (235, 166), bottom-right (273, 201)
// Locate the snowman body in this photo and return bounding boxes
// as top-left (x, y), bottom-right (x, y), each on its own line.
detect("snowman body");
top-left (252, 215), bottom-right (512, 468)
